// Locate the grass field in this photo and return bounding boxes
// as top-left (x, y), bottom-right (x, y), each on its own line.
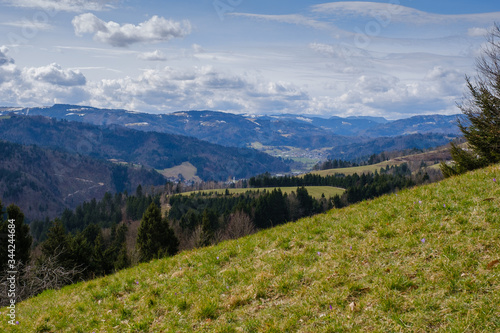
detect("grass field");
top-left (2, 165), bottom-right (499, 332)
top-left (310, 147), bottom-right (452, 177)
top-left (310, 161), bottom-right (400, 177)
top-left (157, 162), bottom-right (201, 182)
top-left (181, 186), bottom-right (345, 199)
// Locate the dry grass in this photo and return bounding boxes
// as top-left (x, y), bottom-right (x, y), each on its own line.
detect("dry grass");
top-left (157, 162), bottom-right (201, 182)
top-left (311, 147), bottom-right (452, 177)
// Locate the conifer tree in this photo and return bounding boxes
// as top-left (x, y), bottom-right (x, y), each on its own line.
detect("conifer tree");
top-left (296, 187), bottom-right (314, 217)
top-left (442, 24), bottom-right (500, 176)
top-left (136, 202), bottom-right (179, 262)
top-left (199, 209), bottom-right (219, 247)
top-left (41, 219), bottom-right (73, 269)
top-left (114, 243), bottom-right (130, 270)
top-left (0, 203), bottom-right (33, 271)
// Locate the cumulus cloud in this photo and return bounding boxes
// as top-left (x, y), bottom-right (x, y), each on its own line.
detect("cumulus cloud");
top-left (0, 47), bottom-right (20, 85)
top-left (0, 46), bottom-right (15, 66)
top-left (72, 13), bottom-right (192, 47)
top-left (0, 46), bottom-right (88, 105)
top-left (84, 66), bottom-right (310, 114)
top-left (138, 50), bottom-right (167, 61)
top-left (328, 65), bottom-right (466, 118)
top-left (2, 0), bottom-right (118, 12)
top-left (25, 63), bottom-right (86, 86)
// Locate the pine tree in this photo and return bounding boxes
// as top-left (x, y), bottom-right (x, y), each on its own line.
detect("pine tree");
top-left (69, 232), bottom-right (92, 277)
top-left (7, 204), bottom-right (32, 266)
top-left (199, 209), bottom-right (218, 247)
top-left (41, 219), bottom-right (73, 269)
top-left (0, 203), bottom-right (33, 271)
top-left (296, 187), bottom-right (314, 217)
top-left (136, 202), bottom-right (179, 262)
top-left (441, 24), bottom-right (500, 176)
top-left (114, 243), bottom-right (130, 270)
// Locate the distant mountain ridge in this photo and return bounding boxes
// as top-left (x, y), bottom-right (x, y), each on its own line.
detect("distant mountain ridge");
top-left (0, 105), bottom-right (462, 149)
top-left (0, 115), bottom-right (289, 181)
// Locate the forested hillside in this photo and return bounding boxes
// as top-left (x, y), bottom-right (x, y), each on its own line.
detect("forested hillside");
top-left (0, 140), bottom-right (165, 220)
top-left (0, 115), bottom-right (289, 182)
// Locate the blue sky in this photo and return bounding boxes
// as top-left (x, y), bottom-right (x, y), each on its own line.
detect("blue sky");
top-left (0, 0), bottom-right (499, 118)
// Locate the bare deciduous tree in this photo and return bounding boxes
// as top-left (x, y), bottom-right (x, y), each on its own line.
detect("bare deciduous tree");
top-left (0, 250), bottom-right (85, 306)
top-left (221, 211), bottom-right (256, 241)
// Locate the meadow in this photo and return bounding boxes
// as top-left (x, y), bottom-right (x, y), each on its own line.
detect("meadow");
top-left (181, 186), bottom-right (345, 199)
top-left (1, 165), bottom-right (499, 332)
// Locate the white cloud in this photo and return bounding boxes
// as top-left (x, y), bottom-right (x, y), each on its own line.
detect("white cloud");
top-left (72, 13), bottom-right (192, 47)
top-left (0, 19), bottom-right (53, 31)
top-left (0, 47), bottom-right (19, 84)
top-left (230, 13), bottom-right (333, 31)
top-left (468, 27), bottom-right (488, 37)
top-left (328, 65), bottom-right (466, 118)
top-left (309, 42), bottom-right (370, 59)
top-left (311, 1), bottom-right (500, 25)
top-left (0, 46), bottom-right (88, 105)
top-left (0, 46), bottom-right (15, 66)
top-left (2, 0), bottom-right (118, 12)
top-left (138, 50), bottom-right (167, 61)
top-left (24, 63), bottom-right (86, 86)
top-left (192, 43), bottom-right (205, 53)
top-left (84, 66), bottom-right (310, 114)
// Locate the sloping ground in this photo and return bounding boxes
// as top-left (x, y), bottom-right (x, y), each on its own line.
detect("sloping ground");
top-left (312, 146), bottom-right (452, 177)
top-left (2, 166), bottom-right (499, 332)
top-left (310, 161), bottom-right (401, 177)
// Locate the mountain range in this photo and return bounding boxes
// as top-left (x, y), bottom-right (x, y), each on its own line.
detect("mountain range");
top-left (0, 105), bottom-right (462, 150)
top-left (0, 105), bottom-right (463, 219)
top-left (0, 115), bottom-right (289, 181)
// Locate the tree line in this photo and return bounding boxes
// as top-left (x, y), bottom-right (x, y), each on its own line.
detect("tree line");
top-left (167, 186), bottom-right (330, 250)
top-left (30, 185), bottom-right (158, 244)
top-left (249, 164), bottom-right (412, 190)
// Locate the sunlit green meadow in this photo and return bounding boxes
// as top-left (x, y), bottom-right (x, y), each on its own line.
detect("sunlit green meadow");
top-left (1, 165), bottom-right (499, 332)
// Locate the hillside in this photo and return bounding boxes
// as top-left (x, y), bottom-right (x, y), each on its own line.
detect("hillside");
top-left (361, 115), bottom-right (462, 137)
top-left (0, 115), bottom-right (289, 181)
top-left (2, 165), bottom-right (498, 331)
top-left (314, 145), bottom-right (452, 177)
top-left (0, 140), bottom-right (166, 220)
top-left (326, 133), bottom-right (458, 161)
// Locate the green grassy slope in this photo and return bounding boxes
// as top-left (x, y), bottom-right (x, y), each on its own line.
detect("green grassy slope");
top-left (2, 166), bottom-right (499, 332)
